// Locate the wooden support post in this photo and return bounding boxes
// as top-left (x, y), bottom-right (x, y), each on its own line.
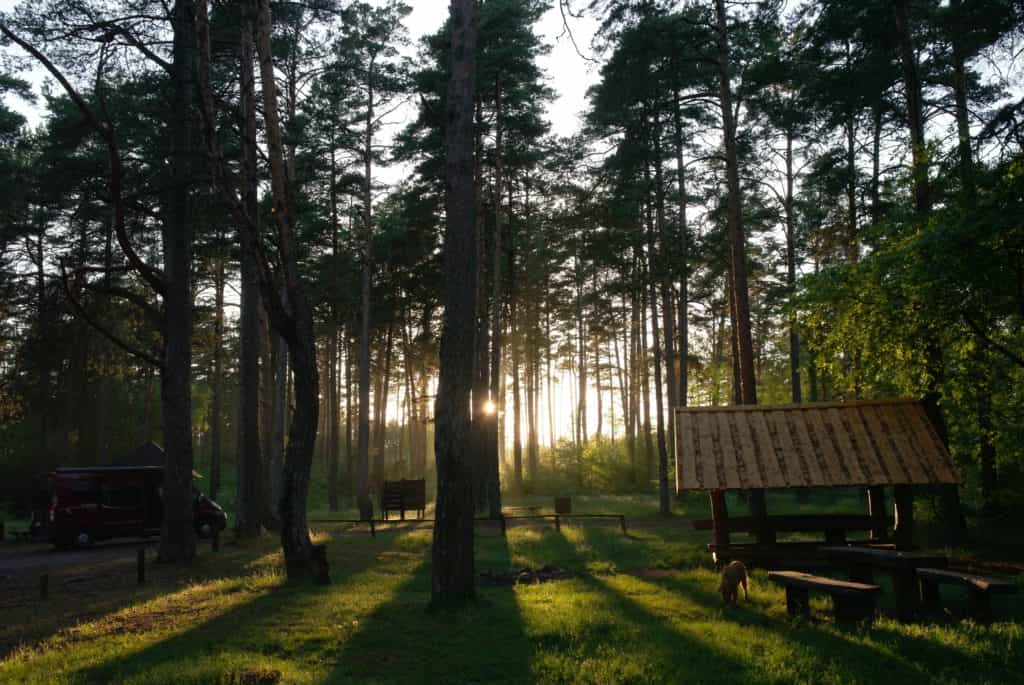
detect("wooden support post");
top-left (137, 548), bottom-right (146, 584)
top-left (710, 490), bottom-right (730, 549)
top-left (894, 485), bottom-right (914, 550)
top-left (212, 531), bottom-right (220, 552)
top-left (848, 562), bottom-right (874, 585)
top-left (833, 594), bottom-right (874, 624)
top-left (39, 573), bottom-right (49, 600)
top-left (619, 515), bottom-right (628, 535)
top-left (967, 587), bottom-right (994, 624)
top-left (919, 577), bottom-right (941, 612)
top-left (894, 569), bottom-right (920, 621)
top-left (750, 489), bottom-right (774, 544)
top-left (499, 515), bottom-right (507, 537)
top-left (867, 486), bottom-right (888, 541)
top-left (785, 586), bottom-right (809, 618)
top-left (554, 515), bottom-right (561, 532)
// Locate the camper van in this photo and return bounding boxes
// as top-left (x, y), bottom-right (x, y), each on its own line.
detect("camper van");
top-left (45, 466), bottom-right (227, 548)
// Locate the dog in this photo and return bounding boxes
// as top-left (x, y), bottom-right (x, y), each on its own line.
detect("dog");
top-left (719, 560), bottom-right (749, 606)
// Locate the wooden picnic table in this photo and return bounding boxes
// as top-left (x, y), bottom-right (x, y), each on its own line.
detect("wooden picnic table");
top-left (823, 545), bottom-right (948, 620)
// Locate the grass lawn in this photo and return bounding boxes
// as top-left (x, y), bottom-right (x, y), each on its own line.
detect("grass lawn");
top-left (2, 516), bottom-right (1022, 685)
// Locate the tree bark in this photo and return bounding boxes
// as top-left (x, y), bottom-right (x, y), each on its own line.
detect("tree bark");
top-left (431, 0), bottom-right (479, 609)
top-left (356, 55), bottom-right (376, 521)
top-left (254, 0), bottom-right (321, 580)
top-left (784, 130), bottom-right (801, 404)
top-left (210, 231), bottom-right (225, 501)
top-left (237, 1), bottom-right (263, 536)
top-left (328, 146), bottom-right (341, 512)
top-left (158, 0), bottom-right (197, 564)
top-left (894, 0), bottom-right (967, 545)
top-left (673, 91), bottom-right (689, 409)
top-left (715, 0), bottom-right (766, 535)
top-left (484, 75), bottom-right (505, 516)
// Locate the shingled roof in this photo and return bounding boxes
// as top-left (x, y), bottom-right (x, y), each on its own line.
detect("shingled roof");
top-left (674, 399), bottom-right (959, 492)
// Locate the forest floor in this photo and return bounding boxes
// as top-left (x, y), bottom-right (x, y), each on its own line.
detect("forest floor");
top-left (1, 495), bottom-right (1023, 684)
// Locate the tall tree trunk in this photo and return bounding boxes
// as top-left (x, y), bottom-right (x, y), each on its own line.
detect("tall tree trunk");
top-left (373, 321), bottom-right (394, 484)
top-left (673, 91), bottom-right (689, 409)
top-left (715, 0), bottom-right (756, 406)
top-left (237, 2), bottom-right (264, 535)
top-left (639, 284), bottom-right (654, 483)
top-left (432, 0), bottom-right (479, 609)
top-left (328, 147), bottom-right (341, 511)
top-left (254, 0), bottom-right (321, 579)
top-left (159, 0), bottom-right (197, 564)
top-left (545, 291), bottom-right (554, 450)
top-left (483, 75), bottom-right (505, 517)
top-left (356, 57), bottom-right (376, 521)
top-left (784, 130), bottom-right (801, 404)
top-left (511, 300), bottom-right (523, 493)
top-left (893, 0), bottom-right (930, 214)
top-left (575, 264), bottom-right (586, 483)
top-left (977, 384), bottom-right (997, 512)
top-left (950, 0), bottom-right (975, 202)
top-left (345, 331), bottom-right (355, 491)
top-left (269, 339), bottom-right (287, 519)
top-left (894, 0), bottom-right (966, 545)
top-left (210, 231), bottom-right (225, 501)
top-left (654, 124), bottom-right (676, 511)
top-left (870, 104), bottom-right (883, 224)
top-left (715, 0), bottom-right (765, 528)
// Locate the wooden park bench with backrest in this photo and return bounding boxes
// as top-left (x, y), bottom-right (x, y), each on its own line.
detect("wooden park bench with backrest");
top-left (916, 567), bottom-right (1019, 624)
top-left (768, 571), bottom-right (881, 623)
top-left (381, 479), bottom-right (426, 520)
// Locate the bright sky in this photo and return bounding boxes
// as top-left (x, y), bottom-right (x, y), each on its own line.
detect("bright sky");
top-left (0, 1), bottom-right (600, 144)
top-left (0, 0), bottom-right (605, 446)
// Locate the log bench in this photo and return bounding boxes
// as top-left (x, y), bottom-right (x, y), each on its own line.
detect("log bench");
top-left (917, 567), bottom-right (1019, 624)
top-left (769, 571), bottom-right (880, 623)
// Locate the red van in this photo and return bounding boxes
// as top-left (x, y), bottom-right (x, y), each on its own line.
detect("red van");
top-left (46, 466), bottom-right (227, 548)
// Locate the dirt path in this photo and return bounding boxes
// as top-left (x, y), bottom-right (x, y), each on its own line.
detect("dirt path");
top-left (0, 539), bottom-right (156, 580)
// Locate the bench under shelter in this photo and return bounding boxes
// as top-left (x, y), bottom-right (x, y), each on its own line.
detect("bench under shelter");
top-left (675, 399), bottom-right (960, 567)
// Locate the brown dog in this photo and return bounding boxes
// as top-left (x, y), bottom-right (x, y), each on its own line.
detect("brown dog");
top-left (719, 560), bottom-right (749, 606)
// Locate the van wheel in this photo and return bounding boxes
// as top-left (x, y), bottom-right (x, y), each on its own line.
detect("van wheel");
top-left (75, 531), bottom-right (93, 548)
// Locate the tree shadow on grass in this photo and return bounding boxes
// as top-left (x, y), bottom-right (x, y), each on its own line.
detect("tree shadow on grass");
top-left (650, 570), bottom-right (1020, 684)
top-left (0, 538), bottom-right (290, 659)
top-left (321, 529), bottom-right (531, 684)
top-left (565, 573), bottom-right (760, 683)
top-left (66, 531), bottom-right (407, 684)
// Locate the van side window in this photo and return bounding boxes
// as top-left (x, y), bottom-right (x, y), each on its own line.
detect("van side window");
top-left (102, 485), bottom-right (143, 508)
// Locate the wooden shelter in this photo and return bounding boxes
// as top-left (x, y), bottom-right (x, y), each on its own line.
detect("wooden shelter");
top-left (674, 399), bottom-right (959, 560)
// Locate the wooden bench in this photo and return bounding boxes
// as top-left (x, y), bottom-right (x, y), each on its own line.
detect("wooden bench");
top-left (381, 479), bottom-right (426, 520)
top-left (769, 571), bottom-right (880, 623)
top-left (917, 567), bottom-right (1019, 624)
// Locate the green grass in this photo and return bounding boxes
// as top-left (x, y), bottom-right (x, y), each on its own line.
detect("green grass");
top-left (2, 520), bottom-right (1022, 684)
